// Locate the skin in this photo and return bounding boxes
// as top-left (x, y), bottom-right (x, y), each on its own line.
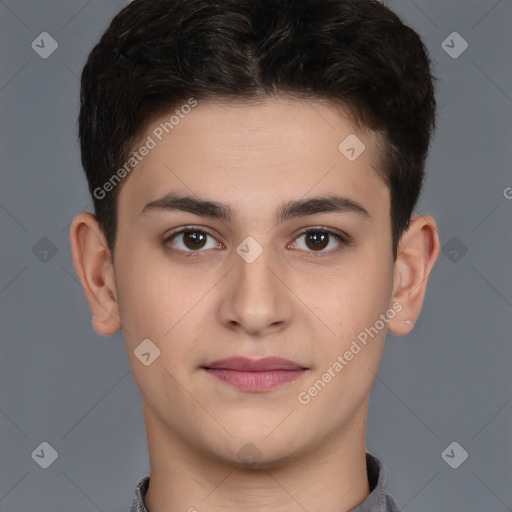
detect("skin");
top-left (70, 96), bottom-right (440, 512)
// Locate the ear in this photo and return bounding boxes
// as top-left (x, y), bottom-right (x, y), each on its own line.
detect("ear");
top-left (388, 214), bottom-right (440, 336)
top-left (69, 212), bottom-right (122, 337)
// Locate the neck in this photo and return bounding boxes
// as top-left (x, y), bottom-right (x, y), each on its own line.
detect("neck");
top-left (143, 403), bottom-right (371, 512)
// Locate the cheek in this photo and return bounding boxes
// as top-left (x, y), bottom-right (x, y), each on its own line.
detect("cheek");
top-left (114, 246), bottom-right (177, 342)
top-left (312, 259), bottom-right (393, 367)
top-left (325, 263), bottom-right (390, 324)
top-left (114, 247), bottom-right (214, 365)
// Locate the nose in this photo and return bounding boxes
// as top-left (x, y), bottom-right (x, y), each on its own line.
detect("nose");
top-left (218, 244), bottom-right (293, 337)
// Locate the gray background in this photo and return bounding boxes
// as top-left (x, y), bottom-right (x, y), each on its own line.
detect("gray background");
top-left (0, 0), bottom-right (511, 510)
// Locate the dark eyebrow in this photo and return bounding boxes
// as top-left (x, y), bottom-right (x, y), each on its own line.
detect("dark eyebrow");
top-left (276, 195), bottom-right (370, 222)
top-left (140, 193), bottom-right (235, 221)
top-left (140, 192), bottom-right (370, 222)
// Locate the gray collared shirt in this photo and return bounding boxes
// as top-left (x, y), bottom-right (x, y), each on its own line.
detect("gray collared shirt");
top-left (128, 452), bottom-right (400, 512)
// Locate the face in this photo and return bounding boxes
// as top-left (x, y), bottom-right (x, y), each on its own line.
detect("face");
top-left (111, 97), bottom-right (397, 466)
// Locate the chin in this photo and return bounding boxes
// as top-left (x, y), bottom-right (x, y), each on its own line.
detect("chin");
top-left (211, 432), bottom-right (304, 470)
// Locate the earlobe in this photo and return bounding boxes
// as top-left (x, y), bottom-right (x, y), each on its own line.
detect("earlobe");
top-left (69, 212), bottom-right (122, 337)
top-left (388, 215), bottom-right (440, 336)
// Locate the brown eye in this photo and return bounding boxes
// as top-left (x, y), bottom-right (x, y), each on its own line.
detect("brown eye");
top-left (181, 230), bottom-right (207, 250)
top-left (304, 231), bottom-right (329, 251)
top-left (165, 227), bottom-right (221, 255)
top-left (290, 228), bottom-right (348, 255)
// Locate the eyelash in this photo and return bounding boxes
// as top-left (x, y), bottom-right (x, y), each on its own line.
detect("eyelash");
top-left (162, 225), bottom-right (352, 259)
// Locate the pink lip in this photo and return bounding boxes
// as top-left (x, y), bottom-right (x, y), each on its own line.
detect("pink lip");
top-left (205, 356), bottom-right (305, 371)
top-left (203, 357), bottom-right (307, 392)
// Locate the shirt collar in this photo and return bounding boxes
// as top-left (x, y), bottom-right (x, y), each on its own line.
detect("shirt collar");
top-left (129, 452), bottom-right (399, 512)
top-left (348, 453), bottom-right (401, 512)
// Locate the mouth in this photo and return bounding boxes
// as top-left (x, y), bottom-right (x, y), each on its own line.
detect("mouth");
top-left (202, 356), bottom-right (308, 392)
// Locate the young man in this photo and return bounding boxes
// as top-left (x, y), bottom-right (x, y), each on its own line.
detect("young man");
top-left (69, 0), bottom-right (440, 510)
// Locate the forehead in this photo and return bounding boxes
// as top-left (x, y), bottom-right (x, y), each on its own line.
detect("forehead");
top-left (116, 96), bottom-right (388, 224)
